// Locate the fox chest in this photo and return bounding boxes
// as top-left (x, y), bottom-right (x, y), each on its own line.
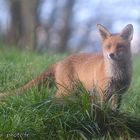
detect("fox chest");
top-left (106, 62), bottom-right (132, 94)
top-left (107, 77), bottom-right (131, 94)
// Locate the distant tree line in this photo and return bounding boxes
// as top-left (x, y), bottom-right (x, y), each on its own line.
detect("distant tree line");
top-left (2, 0), bottom-right (140, 53)
top-left (4, 0), bottom-right (77, 53)
top-left (5, 0), bottom-right (38, 50)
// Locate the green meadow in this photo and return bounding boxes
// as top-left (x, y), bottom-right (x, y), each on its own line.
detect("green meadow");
top-left (0, 47), bottom-right (140, 140)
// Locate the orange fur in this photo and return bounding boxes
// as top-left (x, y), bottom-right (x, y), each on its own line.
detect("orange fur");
top-left (0, 24), bottom-right (134, 108)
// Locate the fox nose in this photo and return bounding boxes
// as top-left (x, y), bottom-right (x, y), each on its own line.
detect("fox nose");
top-left (109, 53), bottom-right (114, 59)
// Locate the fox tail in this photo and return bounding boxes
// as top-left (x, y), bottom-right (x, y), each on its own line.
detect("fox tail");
top-left (0, 65), bottom-right (56, 99)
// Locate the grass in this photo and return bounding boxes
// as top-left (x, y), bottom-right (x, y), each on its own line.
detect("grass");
top-left (0, 46), bottom-right (139, 139)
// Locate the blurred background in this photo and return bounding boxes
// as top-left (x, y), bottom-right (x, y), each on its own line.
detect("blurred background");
top-left (0, 0), bottom-right (140, 54)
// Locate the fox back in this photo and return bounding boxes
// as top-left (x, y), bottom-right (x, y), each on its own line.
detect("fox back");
top-left (54, 24), bottom-right (133, 108)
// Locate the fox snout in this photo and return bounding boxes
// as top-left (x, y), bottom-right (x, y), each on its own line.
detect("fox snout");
top-left (109, 53), bottom-right (115, 59)
top-left (106, 51), bottom-right (123, 61)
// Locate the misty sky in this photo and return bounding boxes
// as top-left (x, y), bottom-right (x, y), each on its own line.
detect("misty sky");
top-left (0, 0), bottom-right (140, 34)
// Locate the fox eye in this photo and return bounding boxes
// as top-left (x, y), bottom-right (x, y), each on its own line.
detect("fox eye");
top-left (117, 44), bottom-right (123, 49)
top-left (106, 45), bottom-right (111, 49)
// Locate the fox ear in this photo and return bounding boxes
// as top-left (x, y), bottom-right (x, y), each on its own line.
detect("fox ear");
top-left (120, 24), bottom-right (133, 41)
top-left (97, 24), bottom-right (111, 40)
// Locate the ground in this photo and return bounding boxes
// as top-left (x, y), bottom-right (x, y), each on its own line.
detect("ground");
top-left (0, 47), bottom-right (140, 139)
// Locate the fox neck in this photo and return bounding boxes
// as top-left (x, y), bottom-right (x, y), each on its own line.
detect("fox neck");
top-left (105, 54), bottom-right (132, 81)
top-left (104, 55), bottom-right (132, 95)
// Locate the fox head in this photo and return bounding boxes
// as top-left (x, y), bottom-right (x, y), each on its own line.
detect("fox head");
top-left (97, 24), bottom-right (133, 61)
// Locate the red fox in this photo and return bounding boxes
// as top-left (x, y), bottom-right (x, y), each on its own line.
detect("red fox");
top-left (0, 24), bottom-right (133, 108)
